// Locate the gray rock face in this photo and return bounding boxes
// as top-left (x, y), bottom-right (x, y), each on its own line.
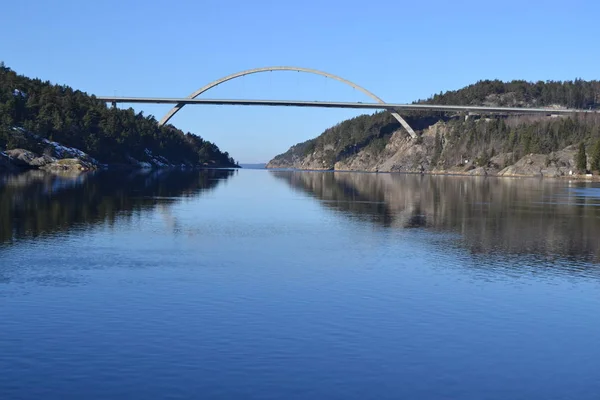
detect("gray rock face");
top-left (267, 122), bottom-right (445, 174)
top-left (467, 167), bottom-right (488, 176)
top-left (498, 147), bottom-right (577, 177)
top-left (5, 149), bottom-right (39, 167)
top-left (40, 158), bottom-right (96, 173)
top-left (267, 153), bottom-right (332, 170)
top-left (1, 148), bottom-right (97, 173)
top-left (1, 128), bottom-right (101, 173)
top-left (335, 130), bottom-right (429, 173)
top-left (4, 149), bottom-right (57, 168)
top-left (266, 119), bottom-right (587, 179)
top-left (30, 155), bottom-right (57, 167)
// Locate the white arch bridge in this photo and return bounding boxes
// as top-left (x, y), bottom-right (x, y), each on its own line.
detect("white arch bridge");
top-left (97, 66), bottom-right (599, 139)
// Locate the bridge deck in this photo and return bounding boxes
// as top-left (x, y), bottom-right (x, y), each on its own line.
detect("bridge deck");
top-left (96, 97), bottom-right (599, 115)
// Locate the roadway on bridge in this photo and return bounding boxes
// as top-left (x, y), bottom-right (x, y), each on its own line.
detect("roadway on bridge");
top-left (96, 97), bottom-right (599, 115)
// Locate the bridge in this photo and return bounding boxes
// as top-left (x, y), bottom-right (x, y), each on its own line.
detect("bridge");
top-left (97, 66), bottom-right (599, 139)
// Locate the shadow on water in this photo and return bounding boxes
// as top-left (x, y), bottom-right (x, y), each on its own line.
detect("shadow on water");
top-left (0, 168), bottom-right (236, 246)
top-left (271, 170), bottom-right (600, 263)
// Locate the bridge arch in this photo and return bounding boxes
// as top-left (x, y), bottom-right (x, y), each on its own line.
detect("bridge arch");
top-left (158, 66), bottom-right (417, 138)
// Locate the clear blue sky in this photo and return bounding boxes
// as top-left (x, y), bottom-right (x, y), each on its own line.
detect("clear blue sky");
top-left (1, 0), bottom-right (598, 163)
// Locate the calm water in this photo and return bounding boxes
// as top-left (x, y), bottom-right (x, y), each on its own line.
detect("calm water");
top-left (1, 169), bottom-right (600, 399)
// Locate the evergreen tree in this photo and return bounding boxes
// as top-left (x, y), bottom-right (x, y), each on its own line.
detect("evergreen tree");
top-left (576, 142), bottom-right (587, 173)
top-left (477, 148), bottom-right (490, 167)
top-left (591, 140), bottom-right (600, 172)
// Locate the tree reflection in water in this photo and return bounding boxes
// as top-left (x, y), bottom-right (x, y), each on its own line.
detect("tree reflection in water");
top-left (272, 170), bottom-right (600, 263)
top-left (0, 169), bottom-right (236, 245)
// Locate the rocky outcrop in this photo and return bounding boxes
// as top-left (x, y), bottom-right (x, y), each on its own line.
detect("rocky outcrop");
top-left (335, 128), bottom-right (435, 173)
top-left (0, 128), bottom-right (102, 174)
top-left (4, 149), bottom-right (56, 168)
top-left (267, 153), bottom-right (332, 170)
top-left (268, 121), bottom-right (451, 173)
top-left (4, 149), bottom-right (38, 167)
top-left (498, 146), bottom-right (577, 177)
top-left (1, 148), bottom-right (98, 173)
top-left (40, 158), bottom-right (97, 173)
top-left (266, 143), bottom-right (333, 170)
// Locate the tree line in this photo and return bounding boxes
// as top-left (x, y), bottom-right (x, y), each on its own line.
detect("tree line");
top-left (422, 79), bottom-right (600, 110)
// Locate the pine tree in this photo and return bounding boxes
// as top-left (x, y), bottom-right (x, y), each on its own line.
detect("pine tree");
top-left (590, 140), bottom-right (600, 172)
top-left (576, 142), bottom-right (587, 173)
top-left (478, 148), bottom-right (490, 167)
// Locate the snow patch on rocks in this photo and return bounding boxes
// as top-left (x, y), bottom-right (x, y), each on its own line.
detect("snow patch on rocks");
top-left (144, 148), bottom-right (174, 167)
top-left (40, 138), bottom-right (99, 165)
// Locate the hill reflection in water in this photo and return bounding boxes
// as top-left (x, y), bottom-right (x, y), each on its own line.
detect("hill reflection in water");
top-left (271, 170), bottom-right (600, 263)
top-left (0, 169), bottom-right (236, 245)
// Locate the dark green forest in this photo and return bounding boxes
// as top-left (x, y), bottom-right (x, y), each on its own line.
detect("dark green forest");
top-left (0, 63), bottom-right (237, 167)
top-left (423, 79), bottom-right (600, 109)
top-left (271, 78), bottom-right (600, 170)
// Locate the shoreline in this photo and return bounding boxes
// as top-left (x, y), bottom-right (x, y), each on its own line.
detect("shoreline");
top-left (264, 166), bottom-right (600, 181)
top-left (0, 163), bottom-right (241, 175)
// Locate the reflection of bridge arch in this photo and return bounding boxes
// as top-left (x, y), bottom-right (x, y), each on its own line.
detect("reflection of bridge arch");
top-left (158, 66), bottom-right (417, 138)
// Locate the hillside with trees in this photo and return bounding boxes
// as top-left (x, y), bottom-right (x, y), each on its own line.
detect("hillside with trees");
top-left (267, 79), bottom-right (600, 177)
top-left (0, 63), bottom-right (238, 169)
top-left (422, 79), bottom-right (600, 109)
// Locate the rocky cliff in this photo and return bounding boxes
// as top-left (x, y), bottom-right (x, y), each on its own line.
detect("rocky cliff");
top-left (267, 118), bottom-right (590, 178)
top-left (267, 79), bottom-right (600, 178)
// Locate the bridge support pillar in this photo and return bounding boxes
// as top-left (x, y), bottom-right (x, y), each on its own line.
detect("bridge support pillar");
top-left (392, 110), bottom-right (417, 139)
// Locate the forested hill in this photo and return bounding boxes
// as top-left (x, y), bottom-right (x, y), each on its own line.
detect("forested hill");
top-left (0, 63), bottom-right (238, 168)
top-left (267, 78), bottom-right (600, 176)
top-left (421, 79), bottom-right (600, 109)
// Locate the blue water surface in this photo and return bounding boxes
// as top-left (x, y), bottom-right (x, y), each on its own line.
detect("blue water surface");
top-left (1, 169), bottom-right (599, 399)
